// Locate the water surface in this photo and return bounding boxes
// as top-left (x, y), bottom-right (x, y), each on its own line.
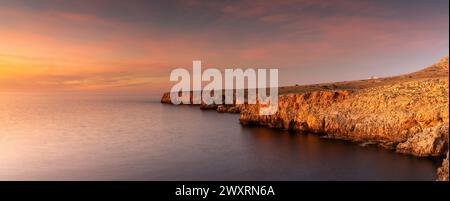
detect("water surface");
top-left (0, 94), bottom-right (439, 180)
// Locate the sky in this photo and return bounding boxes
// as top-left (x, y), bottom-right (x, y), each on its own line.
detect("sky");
top-left (0, 0), bottom-right (448, 96)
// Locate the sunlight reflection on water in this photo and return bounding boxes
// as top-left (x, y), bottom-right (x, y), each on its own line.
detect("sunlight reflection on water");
top-left (0, 94), bottom-right (439, 180)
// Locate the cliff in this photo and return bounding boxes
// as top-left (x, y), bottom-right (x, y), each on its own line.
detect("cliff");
top-left (240, 56), bottom-right (449, 181)
top-left (437, 152), bottom-right (449, 181)
top-left (161, 57), bottom-right (449, 181)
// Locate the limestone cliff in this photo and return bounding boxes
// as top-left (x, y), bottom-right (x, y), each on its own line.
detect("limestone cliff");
top-left (239, 57), bottom-right (449, 180)
top-left (437, 152), bottom-right (449, 181)
top-left (161, 57), bottom-right (449, 180)
top-left (240, 79), bottom-right (448, 150)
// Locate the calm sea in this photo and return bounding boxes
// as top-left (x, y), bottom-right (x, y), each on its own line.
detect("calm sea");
top-left (0, 93), bottom-right (439, 180)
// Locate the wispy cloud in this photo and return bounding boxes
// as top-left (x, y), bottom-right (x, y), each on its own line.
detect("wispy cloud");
top-left (0, 0), bottom-right (448, 93)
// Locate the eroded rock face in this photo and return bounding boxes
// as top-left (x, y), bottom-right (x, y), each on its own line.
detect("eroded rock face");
top-left (161, 56), bottom-right (449, 180)
top-left (239, 57), bottom-right (449, 180)
top-left (397, 123), bottom-right (448, 157)
top-left (200, 103), bottom-right (219, 110)
top-left (240, 79), bottom-right (449, 150)
top-left (217, 105), bottom-right (242, 113)
top-left (437, 152), bottom-right (449, 181)
top-left (162, 90), bottom-right (243, 113)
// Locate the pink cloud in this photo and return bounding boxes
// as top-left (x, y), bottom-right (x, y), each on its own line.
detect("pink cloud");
top-left (50, 11), bottom-right (112, 26)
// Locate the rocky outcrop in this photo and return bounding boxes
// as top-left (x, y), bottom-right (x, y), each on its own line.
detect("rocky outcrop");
top-left (240, 79), bottom-right (448, 152)
top-left (217, 104), bottom-right (242, 113)
top-left (161, 56), bottom-right (449, 180)
top-left (239, 57), bottom-right (449, 179)
top-left (397, 123), bottom-right (448, 157)
top-left (161, 92), bottom-right (172, 104)
top-left (437, 152), bottom-right (449, 181)
top-left (161, 91), bottom-right (197, 105)
top-left (161, 92), bottom-right (171, 104)
top-left (162, 90), bottom-right (243, 113)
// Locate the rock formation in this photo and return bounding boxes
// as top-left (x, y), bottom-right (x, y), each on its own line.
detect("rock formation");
top-left (437, 152), bottom-right (449, 181)
top-left (160, 92), bottom-right (171, 104)
top-left (162, 89), bottom-right (243, 113)
top-left (161, 56), bottom-right (449, 181)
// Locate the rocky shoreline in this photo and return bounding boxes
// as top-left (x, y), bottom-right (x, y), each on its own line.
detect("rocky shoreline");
top-left (162, 57), bottom-right (449, 181)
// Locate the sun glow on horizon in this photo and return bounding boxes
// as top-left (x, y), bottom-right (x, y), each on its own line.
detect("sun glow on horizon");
top-left (0, 0), bottom-right (448, 93)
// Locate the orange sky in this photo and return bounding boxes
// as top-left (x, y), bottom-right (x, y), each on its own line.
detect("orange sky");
top-left (0, 0), bottom-right (448, 95)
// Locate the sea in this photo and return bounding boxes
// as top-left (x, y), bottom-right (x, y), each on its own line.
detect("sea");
top-left (0, 93), bottom-right (439, 180)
